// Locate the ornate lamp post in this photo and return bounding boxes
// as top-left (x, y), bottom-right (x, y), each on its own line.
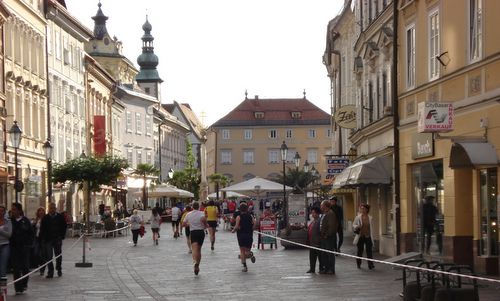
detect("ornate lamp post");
top-left (9, 121), bottom-right (23, 203)
top-left (293, 152), bottom-right (301, 170)
top-left (303, 160), bottom-right (310, 173)
top-left (76, 151), bottom-right (92, 268)
top-left (43, 139), bottom-right (53, 202)
top-left (280, 141), bottom-right (288, 227)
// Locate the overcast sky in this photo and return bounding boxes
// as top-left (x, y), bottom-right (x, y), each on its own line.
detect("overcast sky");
top-left (65, 0), bottom-right (345, 126)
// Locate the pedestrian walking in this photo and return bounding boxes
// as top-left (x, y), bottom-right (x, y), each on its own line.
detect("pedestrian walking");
top-left (180, 206), bottom-right (193, 253)
top-left (32, 207), bottom-right (46, 276)
top-left (130, 209), bottom-right (143, 246)
top-left (182, 202), bottom-right (208, 275)
top-left (0, 205), bottom-right (12, 284)
top-left (40, 202), bottom-right (67, 278)
top-left (150, 208), bottom-right (161, 245)
top-left (319, 200), bottom-right (338, 275)
top-left (232, 202), bottom-right (256, 272)
top-left (10, 202), bottom-right (34, 295)
top-left (422, 195), bottom-right (438, 254)
top-left (153, 203), bottom-right (163, 238)
top-left (306, 207), bottom-right (321, 273)
top-left (171, 204), bottom-right (181, 238)
top-left (204, 200), bottom-right (219, 251)
top-left (353, 203), bottom-right (375, 269)
top-left (330, 196), bottom-right (344, 253)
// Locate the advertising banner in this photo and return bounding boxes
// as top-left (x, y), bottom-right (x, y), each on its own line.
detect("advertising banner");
top-left (325, 158), bottom-right (349, 184)
top-left (417, 102), bottom-right (454, 133)
top-left (93, 115), bottom-right (106, 156)
top-left (260, 218), bottom-right (276, 244)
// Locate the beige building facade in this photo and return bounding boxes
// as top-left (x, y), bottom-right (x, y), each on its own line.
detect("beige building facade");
top-left (398, 0), bottom-right (500, 274)
top-left (4, 0), bottom-right (48, 216)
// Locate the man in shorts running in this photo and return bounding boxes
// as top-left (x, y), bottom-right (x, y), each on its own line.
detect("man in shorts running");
top-left (182, 202), bottom-right (208, 275)
top-left (204, 200), bottom-right (219, 250)
top-left (171, 204), bottom-right (181, 238)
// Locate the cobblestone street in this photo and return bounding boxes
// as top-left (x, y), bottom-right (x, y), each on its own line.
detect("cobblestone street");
top-left (6, 225), bottom-right (500, 300)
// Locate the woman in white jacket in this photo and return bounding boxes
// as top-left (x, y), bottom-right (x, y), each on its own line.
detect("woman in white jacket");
top-left (352, 203), bottom-right (374, 269)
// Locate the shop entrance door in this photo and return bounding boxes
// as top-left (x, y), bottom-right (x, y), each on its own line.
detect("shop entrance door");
top-left (412, 161), bottom-right (444, 255)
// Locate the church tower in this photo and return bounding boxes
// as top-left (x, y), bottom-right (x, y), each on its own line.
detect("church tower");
top-left (136, 16), bottom-right (163, 101)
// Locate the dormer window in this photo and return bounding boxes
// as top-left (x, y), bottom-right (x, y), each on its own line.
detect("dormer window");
top-left (254, 111), bottom-right (265, 119)
top-left (291, 111), bottom-right (302, 119)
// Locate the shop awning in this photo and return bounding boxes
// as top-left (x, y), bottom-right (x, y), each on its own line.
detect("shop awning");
top-left (449, 142), bottom-right (498, 169)
top-left (332, 156), bottom-right (392, 188)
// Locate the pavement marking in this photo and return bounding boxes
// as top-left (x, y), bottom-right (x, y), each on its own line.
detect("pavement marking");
top-left (281, 276), bottom-right (313, 280)
top-left (84, 290), bottom-right (121, 294)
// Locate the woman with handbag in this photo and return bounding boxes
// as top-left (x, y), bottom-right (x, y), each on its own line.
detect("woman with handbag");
top-left (130, 210), bottom-right (143, 246)
top-left (352, 203), bottom-right (374, 269)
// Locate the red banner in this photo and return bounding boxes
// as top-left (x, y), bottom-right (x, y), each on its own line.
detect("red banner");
top-left (93, 115), bottom-right (106, 156)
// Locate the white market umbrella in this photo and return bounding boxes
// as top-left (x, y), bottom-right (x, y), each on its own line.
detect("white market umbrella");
top-left (221, 177), bottom-right (293, 195)
top-left (148, 185), bottom-right (194, 198)
top-left (208, 191), bottom-right (248, 199)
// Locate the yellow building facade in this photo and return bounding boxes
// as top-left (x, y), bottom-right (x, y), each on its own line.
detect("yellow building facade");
top-left (398, 0), bottom-right (500, 274)
top-left (207, 95), bottom-right (332, 196)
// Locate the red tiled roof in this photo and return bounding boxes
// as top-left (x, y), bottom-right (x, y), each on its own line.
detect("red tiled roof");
top-left (211, 97), bottom-right (331, 127)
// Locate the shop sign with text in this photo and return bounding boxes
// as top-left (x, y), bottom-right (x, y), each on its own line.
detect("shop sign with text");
top-left (412, 133), bottom-right (434, 159)
top-left (334, 105), bottom-right (357, 129)
top-left (417, 102), bottom-right (453, 133)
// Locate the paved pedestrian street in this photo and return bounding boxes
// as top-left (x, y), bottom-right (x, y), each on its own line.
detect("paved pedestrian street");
top-left (6, 225), bottom-right (500, 300)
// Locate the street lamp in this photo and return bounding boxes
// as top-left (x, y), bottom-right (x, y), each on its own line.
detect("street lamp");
top-left (280, 141), bottom-right (288, 227)
top-left (9, 121), bottom-right (23, 203)
top-left (303, 160), bottom-right (310, 173)
top-left (293, 152), bottom-right (301, 169)
top-left (310, 165), bottom-right (317, 203)
top-left (43, 139), bottom-right (53, 202)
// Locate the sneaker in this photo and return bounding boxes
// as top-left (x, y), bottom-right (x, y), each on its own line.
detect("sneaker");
top-left (194, 264), bottom-right (200, 275)
top-left (242, 266), bottom-right (248, 272)
top-left (155, 240), bottom-right (158, 245)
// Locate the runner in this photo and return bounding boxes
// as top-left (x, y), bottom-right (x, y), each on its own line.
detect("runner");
top-left (232, 202), bottom-right (256, 272)
top-left (171, 204), bottom-right (181, 238)
top-left (180, 205), bottom-right (193, 253)
top-left (204, 200), bottom-right (219, 251)
top-left (182, 202), bottom-right (208, 275)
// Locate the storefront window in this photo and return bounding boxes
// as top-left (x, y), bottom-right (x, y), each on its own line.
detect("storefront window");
top-left (479, 168), bottom-right (498, 256)
top-left (412, 160), bottom-right (444, 255)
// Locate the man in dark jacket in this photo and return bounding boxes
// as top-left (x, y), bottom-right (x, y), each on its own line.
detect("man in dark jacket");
top-left (10, 202), bottom-right (34, 295)
top-left (330, 196), bottom-right (344, 253)
top-left (40, 202), bottom-right (67, 278)
top-left (319, 200), bottom-right (338, 274)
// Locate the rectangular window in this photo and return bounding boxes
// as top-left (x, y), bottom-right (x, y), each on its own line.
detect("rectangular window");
top-left (47, 26), bottom-right (53, 54)
top-left (221, 129), bottom-right (230, 140)
top-left (221, 150), bottom-right (232, 164)
top-left (136, 150), bottom-right (142, 165)
top-left (308, 129), bottom-right (316, 138)
top-left (147, 152), bottom-right (152, 165)
top-left (268, 149), bottom-right (279, 163)
top-left (307, 149), bottom-right (318, 164)
top-left (135, 113), bottom-right (142, 134)
top-left (269, 129), bottom-right (277, 139)
top-left (326, 129), bottom-right (332, 138)
top-left (55, 31), bottom-right (61, 60)
top-left (406, 24), bottom-right (416, 88)
top-left (479, 168), bottom-right (498, 256)
top-left (469, 0), bottom-right (482, 61)
top-left (145, 115), bottom-right (151, 136)
top-left (126, 111), bottom-right (132, 132)
top-left (286, 129), bottom-right (293, 139)
top-left (244, 129), bottom-right (252, 140)
top-left (63, 36), bottom-right (71, 65)
top-left (243, 150), bottom-right (254, 164)
top-left (127, 149), bottom-right (133, 165)
top-left (428, 9), bottom-right (440, 80)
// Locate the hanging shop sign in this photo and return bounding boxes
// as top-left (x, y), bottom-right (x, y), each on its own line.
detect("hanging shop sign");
top-left (412, 133), bottom-right (434, 159)
top-left (325, 158), bottom-right (350, 185)
top-left (333, 105), bottom-right (357, 129)
top-left (417, 102), bottom-right (454, 133)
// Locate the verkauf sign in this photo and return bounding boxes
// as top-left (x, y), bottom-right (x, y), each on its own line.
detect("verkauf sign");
top-left (417, 102), bottom-right (454, 133)
top-left (333, 105), bottom-right (357, 129)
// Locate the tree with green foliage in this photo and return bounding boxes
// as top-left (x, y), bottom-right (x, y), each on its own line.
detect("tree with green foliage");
top-left (133, 163), bottom-right (160, 209)
top-left (273, 167), bottom-right (316, 194)
top-left (169, 141), bottom-right (201, 200)
top-left (208, 173), bottom-right (231, 200)
top-left (51, 154), bottom-right (128, 227)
